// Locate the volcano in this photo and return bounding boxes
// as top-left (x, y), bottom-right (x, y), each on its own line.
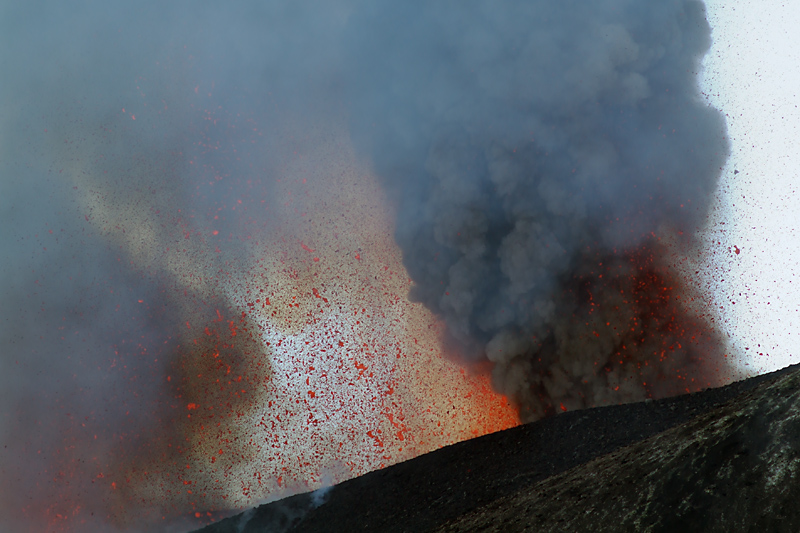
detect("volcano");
top-left (3, 2), bottom-right (749, 530)
top-left (193, 362), bottom-right (800, 532)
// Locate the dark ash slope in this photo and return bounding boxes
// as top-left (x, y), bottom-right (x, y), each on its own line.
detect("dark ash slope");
top-left (195, 364), bottom-right (799, 533)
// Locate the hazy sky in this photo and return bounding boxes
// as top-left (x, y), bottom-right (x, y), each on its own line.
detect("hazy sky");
top-left (698, 0), bottom-right (800, 374)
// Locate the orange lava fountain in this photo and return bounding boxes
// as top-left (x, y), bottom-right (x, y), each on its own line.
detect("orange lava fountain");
top-left (19, 107), bottom-right (518, 532)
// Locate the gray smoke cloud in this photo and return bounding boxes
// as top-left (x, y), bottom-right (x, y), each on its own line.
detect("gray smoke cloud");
top-left (343, 0), bottom-right (735, 420)
top-left (1, 0), bottom-right (737, 530)
top-left (1, 1), bottom-right (354, 530)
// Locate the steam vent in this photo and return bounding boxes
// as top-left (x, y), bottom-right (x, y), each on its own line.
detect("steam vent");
top-left (195, 364), bottom-right (800, 532)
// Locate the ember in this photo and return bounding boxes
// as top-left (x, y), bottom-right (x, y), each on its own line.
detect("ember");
top-left (1, 1), bottom-right (742, 531)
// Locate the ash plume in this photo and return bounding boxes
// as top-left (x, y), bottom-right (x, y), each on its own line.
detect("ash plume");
top-left (0, 1), bottom-right (354, 529)
top-left (343, 0), bottom-right (734, 420)
top-left (2, 0), bottom-right (737, 530)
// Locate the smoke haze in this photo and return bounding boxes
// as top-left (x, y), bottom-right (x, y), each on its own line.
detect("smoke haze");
top-left (344, 0), bottom-right (735, 420)
top-left (1, 0), bottom-right (735, 530)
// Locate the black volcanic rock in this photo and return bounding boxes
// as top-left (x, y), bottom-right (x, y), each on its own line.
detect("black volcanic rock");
top-left (441, 365), bottom-right (800, 532)
top-left (193, 364), bottom-right (799, 533)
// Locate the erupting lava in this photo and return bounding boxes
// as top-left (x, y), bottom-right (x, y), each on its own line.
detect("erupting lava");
top-left (18, 112), bottom-right (518, 532)
top-left (561, 240), bottom-right (725, 400)
top-left (479, 234), bottom-right (733, 424)
top-left (1, 2), bottom-right (741, 532)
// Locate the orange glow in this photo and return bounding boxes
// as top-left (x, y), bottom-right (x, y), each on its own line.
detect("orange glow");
top-left (576, 239), bottom-right (728, 397)
top-left (36, 114), bottom-right (518, 530)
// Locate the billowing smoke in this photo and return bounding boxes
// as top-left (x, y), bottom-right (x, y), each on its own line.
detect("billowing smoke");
top-left (343, 0), bottom-right (734, 420)
top-left (2, 0), bottom-right (737, 530)
top-left (0, 1), bottom-right (355, 530)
